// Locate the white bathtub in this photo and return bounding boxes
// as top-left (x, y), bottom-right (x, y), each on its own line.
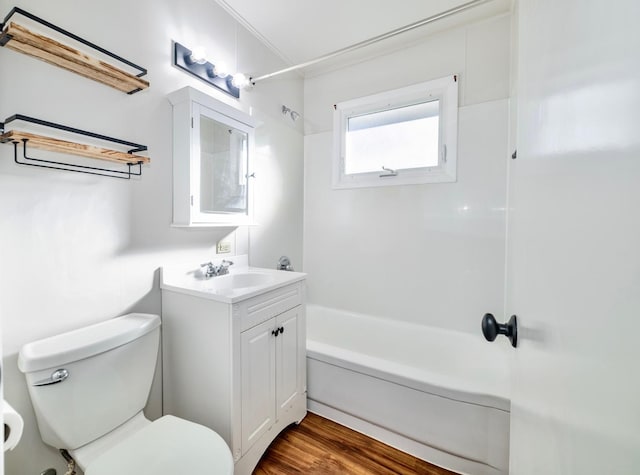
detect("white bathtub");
top-left (306, 305), bottom-right (510, 475)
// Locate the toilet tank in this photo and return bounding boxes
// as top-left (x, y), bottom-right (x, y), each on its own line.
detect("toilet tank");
top-left (18, 313), bottom-right (161, 450)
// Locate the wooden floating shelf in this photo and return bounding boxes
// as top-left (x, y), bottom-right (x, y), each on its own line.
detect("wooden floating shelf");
top-left (0, 7), bottom-right (149, 94)
top-left (0, 130), bottom-right (150, 164)
top-left (1, 23), bottom-right (149, 93)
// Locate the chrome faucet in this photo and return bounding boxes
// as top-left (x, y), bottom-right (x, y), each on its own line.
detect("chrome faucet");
top-left (201, 260), bottom-right (234, 278)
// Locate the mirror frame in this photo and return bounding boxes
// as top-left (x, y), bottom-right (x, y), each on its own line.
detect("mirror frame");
top-left (168, 86), bottom-right (258, 227)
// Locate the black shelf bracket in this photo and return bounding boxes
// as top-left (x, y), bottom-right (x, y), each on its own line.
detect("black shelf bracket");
top-left (1, 114), bottom-right (149, 180)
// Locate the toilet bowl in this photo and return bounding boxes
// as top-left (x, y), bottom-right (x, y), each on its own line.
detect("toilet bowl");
top-left (18, 313), bottom-right (233, 474)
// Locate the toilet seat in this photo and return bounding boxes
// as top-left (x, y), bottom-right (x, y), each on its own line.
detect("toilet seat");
top-left (85, 415), bottom-right (234, 475)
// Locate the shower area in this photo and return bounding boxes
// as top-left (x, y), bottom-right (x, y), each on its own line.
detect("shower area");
top-left (301, 10), bottom-right (513, 475)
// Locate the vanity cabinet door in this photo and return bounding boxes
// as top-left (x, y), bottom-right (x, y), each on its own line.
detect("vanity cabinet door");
top-left (241, 318), bottom-right (276, 454)
top-left (275, 307), bottom-right (301, 420)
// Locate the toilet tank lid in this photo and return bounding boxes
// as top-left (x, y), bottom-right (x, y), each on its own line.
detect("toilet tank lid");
top-left (18, 313), bottom-right (161, 373)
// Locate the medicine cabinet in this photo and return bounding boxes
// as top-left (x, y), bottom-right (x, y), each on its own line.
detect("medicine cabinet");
top-left (168, 86), bottom-right (257, 227)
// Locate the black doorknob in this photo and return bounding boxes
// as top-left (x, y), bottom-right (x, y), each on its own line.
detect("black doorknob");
top-left (482, 313), bottom-right (518, 348)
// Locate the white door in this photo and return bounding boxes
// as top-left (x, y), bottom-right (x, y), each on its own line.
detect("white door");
top-left (506, 0), bottom-right (640, 473)
top-left (241, 318), bottom-right (276, 454)
top-left (275, 307), bottom-right (300, 418)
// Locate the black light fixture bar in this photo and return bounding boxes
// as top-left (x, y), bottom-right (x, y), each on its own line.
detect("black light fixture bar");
top-left (173, 42), bottom-right (240, 99)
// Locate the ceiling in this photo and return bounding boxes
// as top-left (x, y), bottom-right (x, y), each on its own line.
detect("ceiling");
top-left (214, 0), bottom-right (511, 76)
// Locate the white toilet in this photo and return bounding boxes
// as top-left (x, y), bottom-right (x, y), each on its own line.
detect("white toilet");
top-left (18, 313), bottom-right (234, 474)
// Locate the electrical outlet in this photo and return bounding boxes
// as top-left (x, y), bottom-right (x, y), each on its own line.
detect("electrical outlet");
top-left (216, 240), bottom-right (231, 254)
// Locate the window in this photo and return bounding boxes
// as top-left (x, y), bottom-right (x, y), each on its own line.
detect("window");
top-left (333, 75), bottom-right (458, 189)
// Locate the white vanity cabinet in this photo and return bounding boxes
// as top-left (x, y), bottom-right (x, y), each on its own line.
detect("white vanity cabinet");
top-left (161, 278), bottom-right (306, 475)
top-left (241, 305), bottom-right (302, 451)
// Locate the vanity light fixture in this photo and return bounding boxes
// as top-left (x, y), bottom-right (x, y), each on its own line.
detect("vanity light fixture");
top-left (173, 42), bottom-right (249, 99)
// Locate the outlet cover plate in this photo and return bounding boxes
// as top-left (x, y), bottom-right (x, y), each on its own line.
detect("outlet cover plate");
top-left (217, 240), bottom-right (231, 254)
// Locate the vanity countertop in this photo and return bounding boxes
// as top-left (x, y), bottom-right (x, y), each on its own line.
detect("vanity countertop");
top-left (161, 257), bottom-right (306, 304)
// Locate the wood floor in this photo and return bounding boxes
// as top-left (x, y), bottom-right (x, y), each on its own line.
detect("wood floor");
top-left (254, 412), bottom-right (459, 475)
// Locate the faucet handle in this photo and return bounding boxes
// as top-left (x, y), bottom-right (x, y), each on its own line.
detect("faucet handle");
top-left (200, 262), bottom-right (216, 278)
top-left (216, 259), bottom-right (234, 276)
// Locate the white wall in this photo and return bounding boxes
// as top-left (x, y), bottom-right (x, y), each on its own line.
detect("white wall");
top-left (303, 14), bottom-right (511, 333)
top-left (0, 1), bottom-right (303, 473)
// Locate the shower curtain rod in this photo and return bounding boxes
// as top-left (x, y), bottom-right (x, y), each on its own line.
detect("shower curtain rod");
top-left (250, 0), bottom-right (492, 84)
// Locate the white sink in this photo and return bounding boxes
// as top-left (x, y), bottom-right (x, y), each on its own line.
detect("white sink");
top-left (161, 258), bottom-right (306, 303)
top-left (203, 272), bottom-right (274, 291)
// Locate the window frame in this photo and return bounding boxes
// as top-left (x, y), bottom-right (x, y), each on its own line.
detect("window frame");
top-left (332, 75), bottom-right (459, 189)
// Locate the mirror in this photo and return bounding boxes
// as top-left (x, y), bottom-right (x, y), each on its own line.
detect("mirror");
top-left (199, 114), bottom-right (249, 215)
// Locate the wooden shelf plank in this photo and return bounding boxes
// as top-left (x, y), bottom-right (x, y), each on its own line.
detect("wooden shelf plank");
top-left (2, 22), bottom-right (149, 93)
top-left (1, 130), bottom-right (150, 164)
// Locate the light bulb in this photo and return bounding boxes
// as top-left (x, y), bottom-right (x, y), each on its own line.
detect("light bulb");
top-left (213, 61), bottom-right (229, 78)
top-left (231, 73), bottom-right (250, 89)
top-left (188, 46), bottom-right (207, 65)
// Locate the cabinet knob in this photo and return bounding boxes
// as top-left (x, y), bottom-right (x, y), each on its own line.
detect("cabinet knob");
top-left (272, 329), bottom-right (279, 337)
top-left (279, 326), bottom-right (284, 334)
